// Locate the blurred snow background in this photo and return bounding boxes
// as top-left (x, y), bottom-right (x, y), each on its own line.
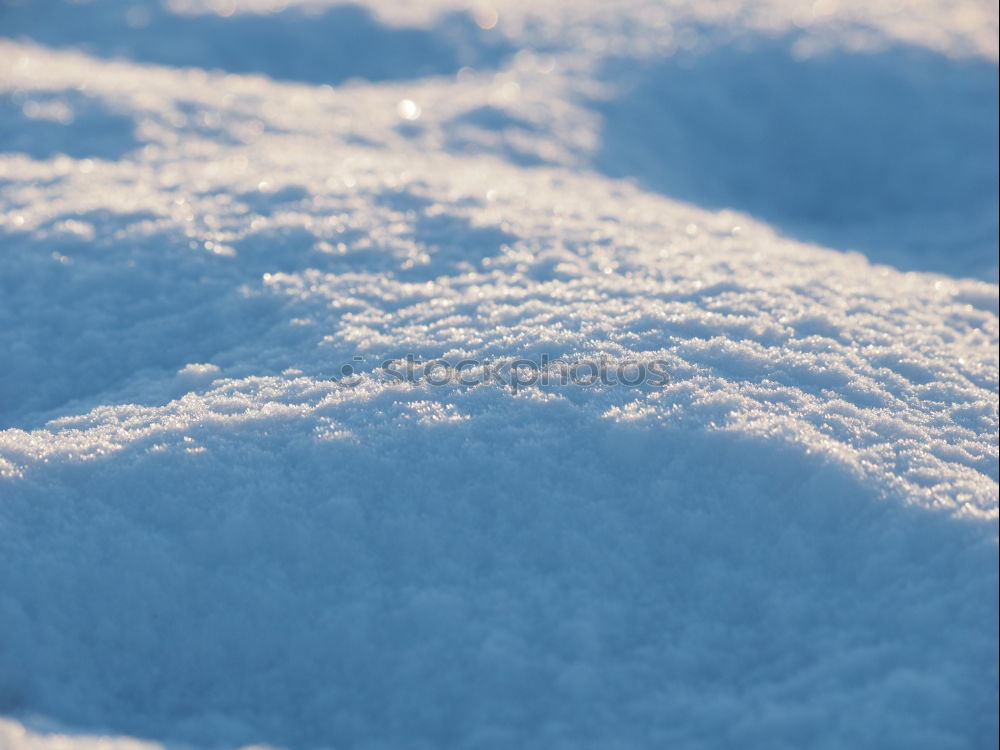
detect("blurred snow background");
top-left (0, 1), bottom-right (997, 748)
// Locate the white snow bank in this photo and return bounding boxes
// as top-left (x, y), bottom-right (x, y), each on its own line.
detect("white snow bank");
top-left (0, 719), bottom-right (162, 750)
top-left (0, 1), bottom-right (997, 748)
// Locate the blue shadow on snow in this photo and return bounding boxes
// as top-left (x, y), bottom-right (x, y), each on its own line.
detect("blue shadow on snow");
top-left (592, 38), bottom-right (999, 280)
top-left (0, 1), bottom-right (513, 85)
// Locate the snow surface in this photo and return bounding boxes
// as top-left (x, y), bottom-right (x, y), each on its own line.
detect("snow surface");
top-left (0, 0), bottom-right (998, 748)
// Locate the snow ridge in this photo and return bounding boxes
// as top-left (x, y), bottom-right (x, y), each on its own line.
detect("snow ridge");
top-left (0, 1), bottom-right (997, 748)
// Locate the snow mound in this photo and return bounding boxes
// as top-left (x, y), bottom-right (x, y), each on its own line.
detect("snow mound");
top-left (0, 1), bottom-right (997, 748)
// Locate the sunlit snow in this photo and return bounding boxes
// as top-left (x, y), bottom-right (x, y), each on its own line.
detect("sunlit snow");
top-left (0, 0), bottom-right (997, 748)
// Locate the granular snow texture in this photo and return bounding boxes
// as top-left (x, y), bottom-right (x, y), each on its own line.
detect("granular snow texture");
top-left (0, 1), bottom-right (997, 748)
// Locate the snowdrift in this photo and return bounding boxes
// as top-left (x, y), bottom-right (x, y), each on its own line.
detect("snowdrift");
top-left (1, 0), bottom-right (997, 748)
